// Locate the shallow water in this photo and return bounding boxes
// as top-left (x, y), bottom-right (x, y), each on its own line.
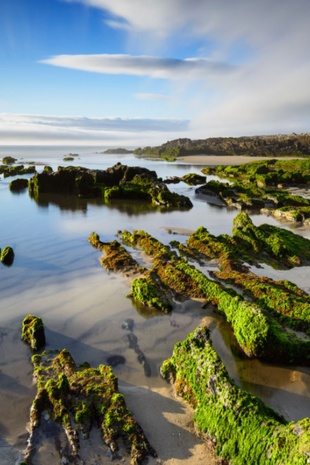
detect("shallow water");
top-left (0, 147), bottom-right (310, 462)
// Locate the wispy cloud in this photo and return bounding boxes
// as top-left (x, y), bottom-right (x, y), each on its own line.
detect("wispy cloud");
top-left (41, 54), bottom-right (236, 80)
top-left (0, 113), bottom-right (190, 145)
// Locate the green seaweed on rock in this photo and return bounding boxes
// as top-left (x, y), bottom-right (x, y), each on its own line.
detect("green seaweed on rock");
top-left (160, 326), bottom-right (310, 465)
top-left (21, 317), bottom-right (156, 465)
top-left (21, 314), bottom-right (46, 351)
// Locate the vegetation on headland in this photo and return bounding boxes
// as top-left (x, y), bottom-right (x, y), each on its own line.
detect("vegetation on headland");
top-left (160, 326), bottom-right (310, 465)
top-left (102, 148), bottom-right (134, 154)
top-left (134, 133), bottom-right (310, 158)
top-left (21, 315), bottom-right (156, 465)
top-left (28, 162), bottom-right (193, 209)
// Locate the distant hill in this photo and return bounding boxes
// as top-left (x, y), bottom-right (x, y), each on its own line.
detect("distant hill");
top-left (134, 133), bottom-right (310, 158)
top-left (102, 148), bottom-right (134, 154)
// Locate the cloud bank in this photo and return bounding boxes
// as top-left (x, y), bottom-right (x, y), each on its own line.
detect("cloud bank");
top-left (59, 0), bottom-right (310, 137)
top-left (0, 113), bottom-right (190, 146)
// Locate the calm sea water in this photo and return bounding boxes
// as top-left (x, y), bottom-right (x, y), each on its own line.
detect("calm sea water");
top-left (0, 146), bottom-right (309, 461)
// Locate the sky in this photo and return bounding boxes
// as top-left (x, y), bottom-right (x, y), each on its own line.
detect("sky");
top-left (0, 0), bottom-right (310, 147)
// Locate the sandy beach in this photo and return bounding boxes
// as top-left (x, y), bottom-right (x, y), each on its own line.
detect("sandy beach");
top-left (177, 154), bottom-right (295, 166)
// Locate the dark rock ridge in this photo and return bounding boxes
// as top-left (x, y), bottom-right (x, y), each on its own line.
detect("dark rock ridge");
top-left (135, 133), bottom-right (310, 157)
top-left (28, 162), bottom-right (193, 209)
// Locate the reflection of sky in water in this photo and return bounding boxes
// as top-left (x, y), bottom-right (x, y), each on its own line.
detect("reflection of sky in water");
top-left (0, 149), bottom-right (310, 444)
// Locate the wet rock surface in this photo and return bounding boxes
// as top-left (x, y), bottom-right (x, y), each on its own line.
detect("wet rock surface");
top-left (21, 317), bottom-right (156, 465)
top-left (160, 326), bottom-right (310, 465)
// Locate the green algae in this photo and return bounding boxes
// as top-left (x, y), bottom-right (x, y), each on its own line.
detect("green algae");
top-left (88, 232), bottom-right (142, 274)
top-left (119, 228), bottom-right (310, 363)
top-left (213, 269), bottom-right (310, 335)
top-left (160, 326), bottom-right (310, 465)
top-left (186, 212), bottom-right (310, 269)
top-left (28, 163), bottom-right (193, 209)
top-left (27, 348), bottom-right (156, 464)
top-left (129, 272), bottom-right (173, 313)
top-left (180, 173), bottom-right (206, 185)
top-left (0, 245), bottom-right (15, 266)
top-left (21, 314), bottom-right (46, 352)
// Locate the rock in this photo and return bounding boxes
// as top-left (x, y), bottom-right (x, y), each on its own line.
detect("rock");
top-left (2, 156), bottom-right (17, 164)
top-left (9, 178), bottom-right (29, 191)
top-left (106, 355), bottom-right (126, 367)
top-left (121, 318), bottom-right (134, 331)
top-left (21, 314), bottom-right (46, 351)
top-left (160, 326), bottom-right (310, 465)
top-left (0, 246), bottom-right (15, 266)
top-left (23, 347), bottom-right (156, 464)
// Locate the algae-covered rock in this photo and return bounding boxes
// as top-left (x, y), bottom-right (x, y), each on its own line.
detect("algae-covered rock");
top-left (21, 314), bottom-right (46, 351)
top-left (29, 163), bottom-right (192, 209)
top-left (161, 326), bottom-right (310, 465)
top-left (88, 232), bottom-right (142, 274)
top-left (232, 212), bottom-right (310, 267)
top-left (1, 245), bottom-right (15, 266)
top-left (24, 348), bottom-right (156, 465)
top-left (119, 229), bottom-right (310, 363)
top-left (180, 173), bottom-right (206, 185)
top-left (9, 178), bottom-right (29, 191)
top-left (129, 272), bottom-right (173, 313)
top-left (2, 156), bottom-right (17, 164)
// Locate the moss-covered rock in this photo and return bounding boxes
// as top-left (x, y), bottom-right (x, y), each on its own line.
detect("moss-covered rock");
top-left (2, 156), bottom-right (17, 164)
top-left (119, 229), bottom-right (310, 363)
top-left (21, 314), bottom-right (46, 351)
top-left (161, 326), bottom-right (310, 465)
top-left (24, 348), bottom-right (156, 464)
top-left (0, 245), bottom-right (15, 266)
top-left (88, 232), bottom-right (142, 274)
top-left (213, 269), bottom-right (310, 335)
top-left (9, 178), bottom-right (29, 191)
top-left (29, 163), bottom-right (192, 209)
top-left (180, 173), bottom-right (206, 185)
top-left (129, 271), bottom-right (173, 313)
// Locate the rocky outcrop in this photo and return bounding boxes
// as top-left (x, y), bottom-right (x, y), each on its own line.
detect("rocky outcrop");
top-left (21, 316), bottom-right (156, 465)
top-left (156, 133), bottom-right (310, 156)
top-left (29, 163), bottom-right (193, 209)
top-left (0, 246), bottom-right (15, 266)
top-left (21, 314), bottom-right (46, 351)
top-left (160, 326), bottom-right (310, 465)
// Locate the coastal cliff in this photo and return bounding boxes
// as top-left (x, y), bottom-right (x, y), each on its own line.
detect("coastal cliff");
top-left (134, 133), bottom-right (310, 157)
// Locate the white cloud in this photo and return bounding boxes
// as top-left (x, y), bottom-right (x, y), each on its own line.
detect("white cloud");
top-left (41, 54), bottom-right (236, 81)
top-left (57, 0), bottom-right (310, 138)
top-left (0, 113), bottom-right (190, 145)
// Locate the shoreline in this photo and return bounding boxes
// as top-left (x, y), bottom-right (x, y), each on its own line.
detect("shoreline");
top-left (177, 154), bottom-right (300, 166)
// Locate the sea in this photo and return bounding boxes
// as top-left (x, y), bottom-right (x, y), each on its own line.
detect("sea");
top-left (0, 145), bottom-right (309, 463)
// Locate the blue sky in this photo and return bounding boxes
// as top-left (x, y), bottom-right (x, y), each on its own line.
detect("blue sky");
top-left (1, 0), bottom-right (310, 146)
